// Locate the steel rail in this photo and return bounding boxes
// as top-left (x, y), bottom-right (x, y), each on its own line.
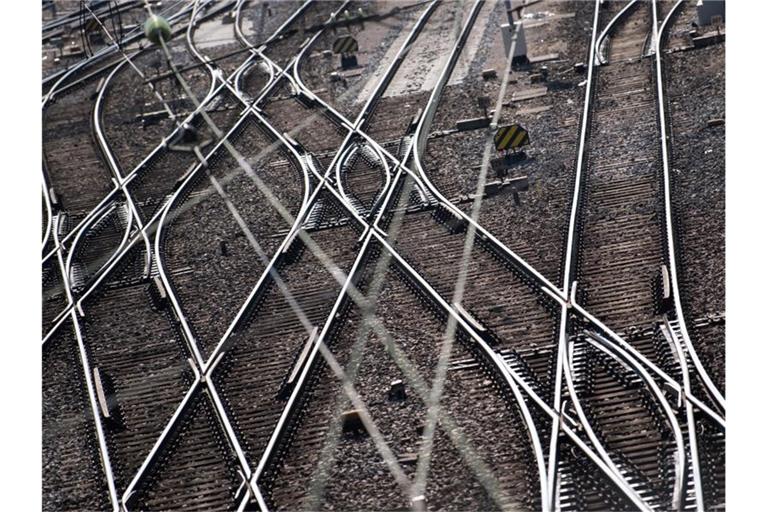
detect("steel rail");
top-left (565, 329), bottom-right (686, 511)
top-left (550, 0), bottom-right (601, 507)
top-left (46, 4), bottom-right (323, 507)
top-left (70, 315), bottom-right (121, 512)
top-left (220, 3), bottom-right (708, 508)
top-left (42, 179), bottom-right (54, 253)
top-left (595, 0), bottom-right (640, 66)
top-left (164, 0), bottom-right (349, 374)
top-left (239, 122), bottom-right (648, 510)
top-left (238, 144), bottom-right (530, 512)
top-left (556, 1), bottom-right (694, 508)
top-left (335, 140), bottom-right (395, 220)
top-left (156, 0), bottom-right (317, 370)
top-left (45, 2), bottom-right (720, 510)
top-left (236, 164), bottom-right (418, 511)
top-left (62, 202), bottom-right (134, 298)
top-left (41, 1), bottom-right (315, 338)
top-left (43, 91), bottom-right (245, 343)
top-left (225, 101), bottom-right (648, 512)
top-left (48, 210), bottom-right (121, 511)
top-left (334, 143), bottom-right (361, 212)
top-left (124, 1), bottom-right (356, 506)
top-left (117, 3), bottom-right (325, 505)
top-left (573, 301), bottom-right (724, 428)
top-left (42, 0), bottom-right (194, 96)
top-left (360, 207), bottom-right (650, 510)
top-left (286, 3), bottom-right (722, 500)
top-left (92, 60), bottom-right (154, 276)
top-left (663, 315), bottom-right (705, 511)
top-left (46, 5), bottom-right (720, 452)
top-left (40, 0), bottom-right (214, 263)
top-left (400, 0), bottom-right (556, 504)
top-left (653, 0), bottom-right (725, 412)
top-left (653, 1), bottom-right (718, 508)
top-left (86, 2), bottom-right (259, 508)
top-left (289, 55), bottom-right (432, 199)
top-left (151, 0), bottom-right (250, 368)
top-left (239, 2), bottom-right (540, 507)
top-left (40, 0), bottom-right (277, 265)
top-left (119, 1), bottom-right (279, 506)
top-left (390, 0), bottom-right (545, 505)
top-left (151, 0), bottom-right (416, 504)
top-left (408, 7), bottom-right (566, 308)
top-left (120, 376), bottom-right (203, 511)
top-left (234, 4), bottom-right (520, 508)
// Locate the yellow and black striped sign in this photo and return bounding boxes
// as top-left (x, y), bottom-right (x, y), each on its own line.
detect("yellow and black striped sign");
top-left (333, 35), bottom-right (359, 54)
top-left (494, 124), bottom-right (530, 151)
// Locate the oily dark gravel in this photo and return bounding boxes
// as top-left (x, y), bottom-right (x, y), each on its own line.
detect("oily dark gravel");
top-left (664, 15), bottom-right (725, 393)
top-left (163, 118), bottom-right (305, 361)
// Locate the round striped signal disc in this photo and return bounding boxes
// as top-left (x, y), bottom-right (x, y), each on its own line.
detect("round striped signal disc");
top-left (494, 124), bottom-right (530, 151)
top-left (332, 35), bottom-right (359, 54)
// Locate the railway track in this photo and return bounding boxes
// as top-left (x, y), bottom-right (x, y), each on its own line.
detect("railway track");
top-left (661, 0), bottom-right (725, 394)
top-left (43, 321), bottom-right (113, 511)
top-left (659, 1), bottom-right (726, 508)
top-left (554, 1), bottom-right (725, 510)
top-left (42, 2), bottom-right (339, 510)
top-left (41, 0), bottom-right (725, 510)
top-left (163, 117), bottom-right (306, 360)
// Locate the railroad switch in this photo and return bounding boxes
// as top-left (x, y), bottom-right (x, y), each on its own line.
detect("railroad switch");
top-left (573, 62), bottom-right (586, 74)
top-left (397, 452), bottom-right (418, 466)
top-left (341, 409), bottom-right (367, 436)
top-left (388, 380), bottom-right (407, 401)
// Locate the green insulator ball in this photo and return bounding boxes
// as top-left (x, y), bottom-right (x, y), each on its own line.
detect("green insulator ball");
top-left (144, 15), bottom-right (172, 45)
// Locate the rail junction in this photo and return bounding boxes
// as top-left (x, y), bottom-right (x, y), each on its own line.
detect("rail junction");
top-left (42, 0), bottom-right (726, 510)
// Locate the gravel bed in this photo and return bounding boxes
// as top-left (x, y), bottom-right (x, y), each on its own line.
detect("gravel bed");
top-left (259, 2), bottom-right (344, 67)
top-left (423, 0), bottom-right (595, 286)
top-left (44, 77), bottom-right (115, 216)
top-left (298, 1), bottom-right (424, 120)
top-left (43, 322), bottom-right (113, 512)
top-left (129, 392), bottom-right (242, 511)
top-left (212, 214), bottom-right (363, 467)
top-left (164, 118), bottom-right (305, 360)
top-left (664, 8), bottom-right (725, 391)
top-left (262, 82), bottom-right (348, 170)
top-left (265, 260), bottom-right (539, 511)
